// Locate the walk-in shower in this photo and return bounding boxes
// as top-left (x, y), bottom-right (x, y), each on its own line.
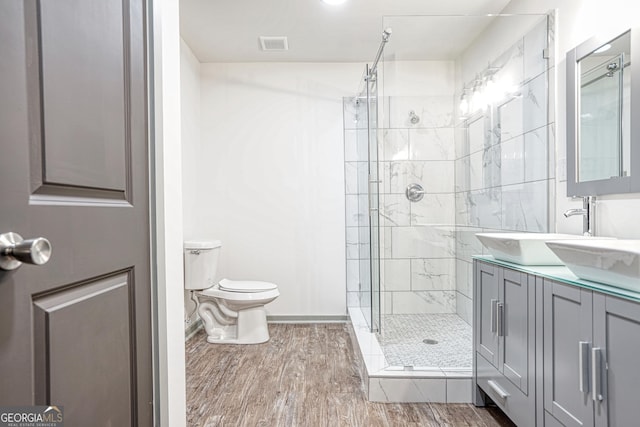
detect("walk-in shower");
top-left (344, 14), bottom-right (554, 398)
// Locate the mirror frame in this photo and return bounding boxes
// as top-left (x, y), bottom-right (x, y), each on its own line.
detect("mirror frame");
top-left (567, 28), bottom-right (640, 196)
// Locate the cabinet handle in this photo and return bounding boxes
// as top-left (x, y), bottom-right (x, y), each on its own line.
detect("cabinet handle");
top-left (487, 380), bottom-right (510, 399)
top-left (491, 299), bottom-right (499, 333)
top-left (497, 302), bottom-right (505, 337)
top-left (592, 347), bottom-right (603, 401)
top-left (579, 341), bottom-right (590, 393)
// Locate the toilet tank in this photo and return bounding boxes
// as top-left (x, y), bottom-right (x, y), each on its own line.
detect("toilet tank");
top-left (183, 240), bottom-right (222, 290)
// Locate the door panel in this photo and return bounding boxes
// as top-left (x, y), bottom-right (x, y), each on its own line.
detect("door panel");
top-left (543, 280), bottom-right (593, 427)
top-left (37, 0), bottom-right (127, 192)
top-left (33, 272), bottom-right (133, 424)
top-left (500, 269), bottom-right (531, 393)
top-left (594, 294), bottom-right (640, 427)
top-left (0, 1), bottom-right (152, 425)
top-left (476, 262), bottom-right (499, 367)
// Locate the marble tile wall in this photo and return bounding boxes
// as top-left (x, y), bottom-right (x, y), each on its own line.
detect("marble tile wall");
top-left (379, 94), bottom-right (457, 316)
top-left (344, 14), bottom-right (553, 328)
top-left (344, 97), bottom-right (370, 310)
top-left (454, 16), bottom-right (554, 324)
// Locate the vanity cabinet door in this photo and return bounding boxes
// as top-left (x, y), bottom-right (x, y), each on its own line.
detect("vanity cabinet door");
top-left (499, 269), bottom-right (534, 394)
top-left (543, 280), bottom-right (594, 427)
top-left (475, 261), bottom-right (500, 368)
top-left (593, 293), bottom-right (640, 427)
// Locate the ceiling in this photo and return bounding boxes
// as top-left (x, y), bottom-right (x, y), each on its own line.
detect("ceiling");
top-left (179, 0), bottom-right (513, 63)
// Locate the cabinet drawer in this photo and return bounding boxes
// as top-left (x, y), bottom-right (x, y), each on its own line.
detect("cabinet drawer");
top-left (476, 353), bottom-right (535, 427)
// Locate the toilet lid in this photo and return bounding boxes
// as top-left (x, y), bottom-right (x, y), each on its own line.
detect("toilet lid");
top-left (219, 278), bottom-right (278, 293)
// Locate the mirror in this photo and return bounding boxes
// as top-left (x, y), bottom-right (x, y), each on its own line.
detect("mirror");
top-left (567, 29), bottom-right (640, 195)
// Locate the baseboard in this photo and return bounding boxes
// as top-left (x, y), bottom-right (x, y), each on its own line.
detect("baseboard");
top-left (184, 318), bottom-right (203, 341)
top-left (267, 314), bottom-right (349, 323)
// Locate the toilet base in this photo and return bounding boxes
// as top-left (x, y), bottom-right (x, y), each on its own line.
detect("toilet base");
top-left (204, 306), bottom-right (271, 345)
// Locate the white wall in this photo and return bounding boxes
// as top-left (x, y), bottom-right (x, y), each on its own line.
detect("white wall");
top-left (185, 62), bottom-right (364, 317)
top-left (503, 0), bottom-right (640, 238)
top-left (180, 40), bottom-right (201, 326)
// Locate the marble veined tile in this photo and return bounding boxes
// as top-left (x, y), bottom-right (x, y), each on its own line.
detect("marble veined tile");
top-left (456, 293), bottom-right (473, 326)
top-left (500, 135), bottom-right (525, 186)
top-left (524, 16), bottom-right (549, 82)
top-left (410, 258), bottom-right (455, 291)
top-left (492, 38), bottom-right (524, 95)
top-left (346, 260), bottom-right (359, 292)
top-left (499, 96), bottom-right (524, 142)
top-left (391, 291), bottom-right (457, 314)
top-left (455, 156), bottom-right (470, 193)
top-left (501, 180), bottom-right (548, 232)
top-left (409, 128), bottom-right (455, 161)
top-left (389, 161), bottom-right (454, 194)
top-left (411, 193), bottom-right (455, 226)
top-left (380, 194), bottom-right (411, 226)
top-left (383, 129), bottom-right (410, 161)
top-left (383, 259), bottom-right (411, 291)
top-left (468, 188), bottom-right (502, 228)
top-left (345, 162), bottom-right (358, 194)
top-left (467, 115), bottom-right (486, 155)
top-left (455, 258), bottom-right (473, 298)
top-left (346, 227), bottom-right (359, 260)
top-left (524, 127), bottom-right (549, 182)
top-left (391, 226), bottom-right (456, 259)
top-left (523, 72), bottom-right (548, 133)
top-left (388, 96), bottom-right (454, 129)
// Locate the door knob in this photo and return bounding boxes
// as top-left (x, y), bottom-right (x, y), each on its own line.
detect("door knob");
top-left (0, 232), bottom-right (52, 271)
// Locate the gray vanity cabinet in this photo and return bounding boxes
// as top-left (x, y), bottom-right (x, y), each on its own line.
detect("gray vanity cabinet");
top-left (475, 258), bottom-right (640, 426)
top-left (543, 279), bottom-right (640, 427)
top-left (543, 280), bottom-right (594, 427)
top-left (592, 293), bottom-right (640, 427)
top-left (474, 261), bottom-right (536, 427)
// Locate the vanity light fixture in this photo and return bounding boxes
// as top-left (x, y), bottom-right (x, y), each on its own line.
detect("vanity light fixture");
top-left (321, 0), bottom-right (347, 4)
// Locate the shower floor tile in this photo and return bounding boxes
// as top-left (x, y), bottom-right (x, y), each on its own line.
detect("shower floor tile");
top-left (377, 314), bottom-right (472, 369)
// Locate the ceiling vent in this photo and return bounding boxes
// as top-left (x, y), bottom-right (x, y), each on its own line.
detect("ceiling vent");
top-left (259, 36), bottom-right (289, 51)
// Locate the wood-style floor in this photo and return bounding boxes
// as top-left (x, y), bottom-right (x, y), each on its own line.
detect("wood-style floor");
top-left (186, 323), bottom-right (515, 427)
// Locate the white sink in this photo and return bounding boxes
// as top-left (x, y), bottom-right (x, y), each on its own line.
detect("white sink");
top-left (545, 239), bottom-right (640, 292)
top-left (475, 232), bottom-right (595, 265)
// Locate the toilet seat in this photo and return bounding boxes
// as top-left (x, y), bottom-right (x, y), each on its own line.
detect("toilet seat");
top-left (218, 278), bottom-right (277, 293)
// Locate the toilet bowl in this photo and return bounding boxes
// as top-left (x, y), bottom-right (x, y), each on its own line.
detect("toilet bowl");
top-left (184, 241), bottom-right (279, 344)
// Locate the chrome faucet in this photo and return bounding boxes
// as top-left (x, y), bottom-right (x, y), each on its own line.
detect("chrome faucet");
top-left (564, 196), bottom-right (596, 236)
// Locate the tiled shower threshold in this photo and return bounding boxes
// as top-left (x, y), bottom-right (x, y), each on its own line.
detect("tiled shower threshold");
top-left (348, 307), bottom-right (472, 403)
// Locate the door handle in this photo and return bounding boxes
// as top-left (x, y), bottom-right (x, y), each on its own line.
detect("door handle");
top-left (497, 302), bottom-right (505, 337)
top-left (592, 347), bottom-right (604, 401)
top-left (487, 380), bottom-right (510, 399)
top-left (579, 341), bottom-right (590, 393)
top-left (490, 299), bottom-right (499, 333)
top-left (0, 232), bottom-right (52, 271)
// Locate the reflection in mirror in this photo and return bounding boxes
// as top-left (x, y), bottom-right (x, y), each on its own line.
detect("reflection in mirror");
top-left (578, 31), bottom-right (630, 182)
top-left (567, 28), bottom-right (640, 196)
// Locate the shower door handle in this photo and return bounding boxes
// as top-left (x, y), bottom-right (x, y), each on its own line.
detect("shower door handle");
top-left (368, 179), bottom-right (381, 213)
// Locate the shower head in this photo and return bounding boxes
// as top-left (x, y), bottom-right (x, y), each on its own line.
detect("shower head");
top-left (409, 110), bottom-right (420, 125)
top-left (382, 28), bottom-right (392, 42)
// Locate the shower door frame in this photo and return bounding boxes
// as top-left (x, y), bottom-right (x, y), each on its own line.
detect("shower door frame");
top-left (365, 64), bottom-right (382, 333)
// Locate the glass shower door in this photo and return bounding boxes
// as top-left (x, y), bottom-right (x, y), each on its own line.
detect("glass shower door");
top-left (366, 65), bottom-right (381, 333)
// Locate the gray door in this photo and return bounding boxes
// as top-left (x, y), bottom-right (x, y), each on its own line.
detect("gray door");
top-left (475, 262), bottom-right (499, 367)
top-left (543, 280), bottom-right (593, 427)
top-left (593, 293), bottom-right (640, 427)
top-left (499, 269), bottom-right (533, 394)
top-left (0, 1), bottom-right (152, 425)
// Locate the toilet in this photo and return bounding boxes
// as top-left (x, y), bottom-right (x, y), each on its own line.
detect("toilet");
top-left (184, 240), bottom-right (279, 344)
